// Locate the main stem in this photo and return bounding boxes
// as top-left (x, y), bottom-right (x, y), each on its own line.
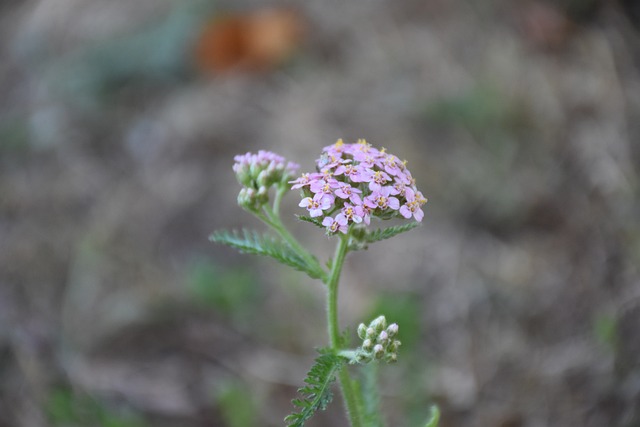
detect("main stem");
top-left (327, 235), bottom-right (362, 427)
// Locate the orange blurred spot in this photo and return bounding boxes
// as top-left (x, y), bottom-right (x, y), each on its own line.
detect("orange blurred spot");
top-left (194, 8), bottom-right (304, 75)
top-left (518, 2), bottom-right (574, 50)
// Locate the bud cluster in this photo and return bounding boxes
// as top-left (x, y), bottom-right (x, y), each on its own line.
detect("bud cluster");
top-left (355, 315), bottom-right (401, 364)
top-left (233, 151), bottom-right (299, 211)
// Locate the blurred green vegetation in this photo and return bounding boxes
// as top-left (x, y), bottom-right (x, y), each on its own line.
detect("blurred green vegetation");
top-left (46, 387), bottom-right (148, 427)
top-left (424, 84), bottom-right (525, 138)
top-left (593, 312), bottom-right (618, 352)
top-left (367, 293), bottom-right (421, 351)
top-left (215, 381), bottom-right (258, 427)
top-left (186, 258), bottom-right (259, 320)
top-left (47, 1), bottom-right (215, 106)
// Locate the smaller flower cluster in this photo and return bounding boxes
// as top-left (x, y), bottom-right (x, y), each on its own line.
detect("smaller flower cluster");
top-left (233, 151), bottom-right (299, 211)
top-left (355, 315), bottom-right (400, 364)
top-left (290, 139), bottom-right (427, 235)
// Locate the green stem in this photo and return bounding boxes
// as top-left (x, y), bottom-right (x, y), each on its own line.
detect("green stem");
top-left (272, 186), bottom-right (286, 217)
top-left (258, 207), bottom-right (326, 282)
top-left (327, 235), bottom-right (363, 427)
top-left (327, 235), bottom-right (348, 347)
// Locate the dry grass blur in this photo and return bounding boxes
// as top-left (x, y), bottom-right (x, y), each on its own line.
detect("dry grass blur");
top-left (1, 0), bottom-right (640, 426)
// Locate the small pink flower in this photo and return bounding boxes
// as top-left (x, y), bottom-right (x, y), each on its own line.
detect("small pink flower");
top-left (334, 163), bottom-right (359, 180)
top-left (336, 203), bottom-right (364, 224)
top-left (312, 191), bottom-right (336, 207)
top-left (289, 173), bottom-right (312, 189)
top-left (322, 215), bottom-right (348, 234)
top-left (323, 138), bottom-right (346, 154)
top-left (316, 152), bottom-right (342, 171)
top-left (361, 205), bottom-right (372, 225)
top-left (334, 182), bottom-right (362, 205)
top-left (353, 152), bottom-right (383, 168)
top-left (310, 178), bottom-right (339, 195)
top-left (362, 170), bottom-right (392, 192)
top-left (403, 186), bottom-right (415, 200)
top-left (399, 202), bottom-right (424, 221)
top-left (364, 187), bottom-right (400, 210)
top-left (390, 182), bottom-right (406, 196)
top-left (310, 170), bottom-right (334, 182)
top-left (399, 189), bottom-right (426, 221)
top-left (394, 169), bottom-right (412, 186)
top-left (299, 197), bottom-right (332, 217)
top-left (381, 153), bottom-right (402, 176)
top-left (350, 164), bottom-right (372, 183)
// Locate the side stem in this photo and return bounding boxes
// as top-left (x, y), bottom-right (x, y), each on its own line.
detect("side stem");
top-left (257, 207), bottom-right (325, 281)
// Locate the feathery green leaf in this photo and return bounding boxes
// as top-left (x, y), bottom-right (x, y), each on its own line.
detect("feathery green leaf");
top-left (296, 215), bottom-right (325, 228)
top-left (349, 222), bottom-right (420, 250)
top-left (284, 354), bottom-right (345, 427)
top-left (209, 229), bottom-right (325, 280)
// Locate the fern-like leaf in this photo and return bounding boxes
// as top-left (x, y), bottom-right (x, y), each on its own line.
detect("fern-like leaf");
top-left (349, 222), bottom-right (420, 250)
top-left (209, 229), bottom-right (325, 280)
top-left (296, 215), bottom-right (325, 228)
top-left (285, 354), bottom-right (345, 427)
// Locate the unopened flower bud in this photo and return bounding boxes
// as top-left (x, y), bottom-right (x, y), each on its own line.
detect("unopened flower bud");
top-left (356, 352), bottom-right (372, 364)
top-left (386, 353), bottom-right (398, 363)
top-left (357, 323), bottom-right (367, 340)
top-left (388, 340), bottom-right (401, 353)
top-left (235, 167), bottom-right (251, 187)
top-left (266, 162), bottom-right (277, 173)
top-left (362, 339), bottom-right (373, 351)
top-left (386, 323), bottom-right (399, 338)
top-left (256, 186), bottom-right (269, 204)
top-left (249, 162), bottom-right (262, 177)
top-left (378, 331), bottom-right (388, 344)
top-left (238, 188), bottom-right (259, 211)
top-left (373, 344), bottom-right (384, 359)
top-left (370, 315), bottom-right (386, 332)
top-left (237, 187), bottom-right (248, 202)
top-left (256, 170), bottom-right (270, 187)
top-left (366, 328), bottom-right (376, 339)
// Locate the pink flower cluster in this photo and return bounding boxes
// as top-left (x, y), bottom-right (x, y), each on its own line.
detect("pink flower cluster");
top-left (290, 139), bottom-right (427, 234)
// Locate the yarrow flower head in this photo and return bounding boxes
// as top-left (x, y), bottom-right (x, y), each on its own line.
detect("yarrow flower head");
top-left (233, 150), bottom-right (299, 212)
top-left (291, 139), bottom-right (427, 234)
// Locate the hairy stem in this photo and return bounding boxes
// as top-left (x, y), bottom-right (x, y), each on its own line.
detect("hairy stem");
top-left (327, 235), bottom-right (363, 427)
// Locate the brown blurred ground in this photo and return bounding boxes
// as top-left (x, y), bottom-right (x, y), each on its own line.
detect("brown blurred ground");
top-left (1, 0), bottom-right (640, 426)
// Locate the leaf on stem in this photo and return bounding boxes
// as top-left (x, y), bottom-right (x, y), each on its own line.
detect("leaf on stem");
top-left (349, 222), bottom-right (420, 250)
top-left (296, 215), bottom-right (325, 228)
top-left (284, 353), bottom-right (345, 427)
top-left (209, 229), bottom-right (325, 280)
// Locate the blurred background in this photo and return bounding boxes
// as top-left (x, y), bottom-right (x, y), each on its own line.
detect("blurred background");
top-left (1, 0), bottom-right (640, 426)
